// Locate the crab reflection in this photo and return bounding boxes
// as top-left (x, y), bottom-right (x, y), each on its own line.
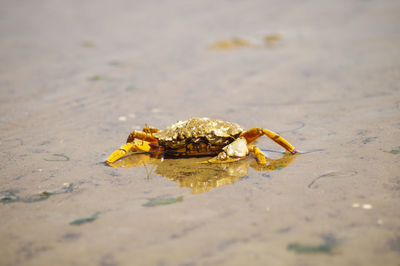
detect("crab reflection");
top-left (109, 152), bottom-right (297, 194)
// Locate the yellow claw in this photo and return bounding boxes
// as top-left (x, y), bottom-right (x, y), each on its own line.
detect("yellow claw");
top-left (106, 143), bottom-right (134, 164)
top-left (132, 139), bottom-right (152, 152)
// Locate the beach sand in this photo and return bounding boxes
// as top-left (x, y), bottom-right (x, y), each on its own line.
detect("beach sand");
top-left (1, 0), bottom-right (400, 265)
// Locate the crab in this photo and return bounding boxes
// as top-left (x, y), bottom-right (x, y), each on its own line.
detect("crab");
top-left (106, 117), bottom-right (296, 165)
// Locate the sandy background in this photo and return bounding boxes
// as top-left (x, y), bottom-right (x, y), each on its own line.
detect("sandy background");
top-left (1, 0), bottom-right (400, 265)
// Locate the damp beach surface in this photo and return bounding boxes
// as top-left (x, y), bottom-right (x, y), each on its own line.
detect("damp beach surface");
top-left (1, 1), bottom-right (400, 265)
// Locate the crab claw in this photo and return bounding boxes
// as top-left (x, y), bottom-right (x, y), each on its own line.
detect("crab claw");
top-left (202, 137), bottom-right (248, 164)
top-left (106, 143), bottom-right (134, 164)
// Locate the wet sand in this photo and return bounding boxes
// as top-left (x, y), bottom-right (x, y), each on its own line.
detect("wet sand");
top-left (1, 0), bottom-right (400, 265)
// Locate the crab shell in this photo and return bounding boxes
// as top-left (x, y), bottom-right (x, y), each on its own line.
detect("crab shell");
top-left (152, 117), bottom-right (245, 153)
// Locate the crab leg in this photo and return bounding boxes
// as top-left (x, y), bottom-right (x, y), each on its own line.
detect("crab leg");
top-left (248, 146), bottom-right (267, 165)
top-left (241, 128), bottom-right (296, 154)
top-left (126, 131), bottom-right (159, 143)
top-left (142, 125), bottom-right (161, 134)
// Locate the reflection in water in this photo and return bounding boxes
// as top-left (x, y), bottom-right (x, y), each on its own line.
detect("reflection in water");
top-left (109, 153), bottom-right (297, 194)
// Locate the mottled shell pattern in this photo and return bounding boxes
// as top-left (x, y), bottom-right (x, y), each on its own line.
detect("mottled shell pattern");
top-left (153, 117), bottom-right (244, 150)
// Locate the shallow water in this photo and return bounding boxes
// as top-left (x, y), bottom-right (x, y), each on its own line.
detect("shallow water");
top-left (1, 0), bottom-right (400, 265)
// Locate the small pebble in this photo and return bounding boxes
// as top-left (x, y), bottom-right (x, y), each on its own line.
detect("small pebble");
top-left (377, 219), bottom-right (383, 225)
top-left (118, 116), bottom-right (127, 121)
top-left (84, 40), bottom-right (95, 47)
top-left (362, 204), bottom-right (373, 210)
top-left (352, 203), bottom-right (372, 209)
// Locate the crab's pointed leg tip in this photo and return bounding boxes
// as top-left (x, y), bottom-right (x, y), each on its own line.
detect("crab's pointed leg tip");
top-left (291, 150), bottom-right (297, 154)
top-left (104, 161), bottom-right (113, 167)
top-left (106, 149), bottom-right (127, 164)
top-left (105, 143), bottom-right (134, 164)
